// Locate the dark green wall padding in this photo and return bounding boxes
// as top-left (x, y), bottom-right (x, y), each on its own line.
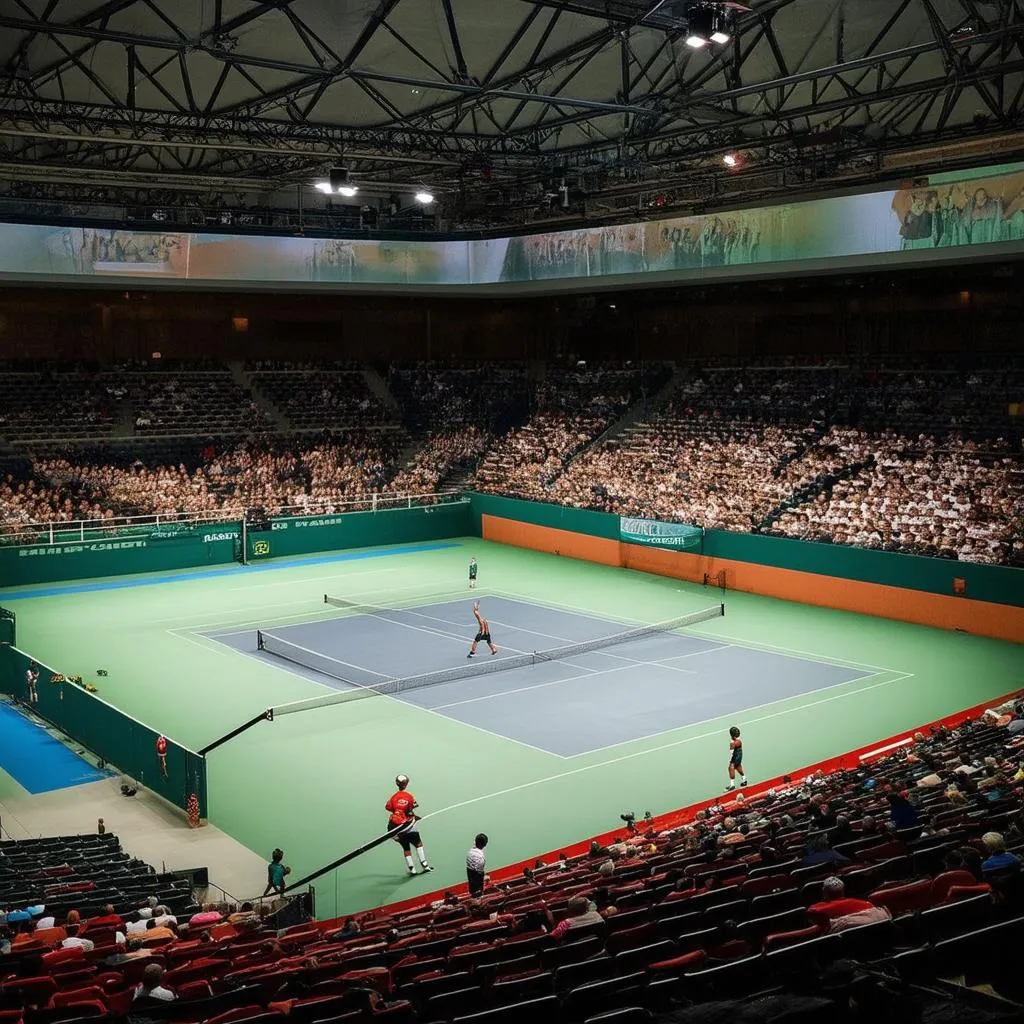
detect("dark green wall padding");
top-left (245, 501), bottom-right (472, 562)
top-left (468, 493), bottom-right (1024, 609)
top-left (0, 500), bottom-right (472, 588)
top-left (0, 644), bottom-right (207, 817)
top-left (0, 533), bottom-right (237, 586)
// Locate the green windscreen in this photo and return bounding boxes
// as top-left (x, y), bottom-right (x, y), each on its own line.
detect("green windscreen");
top-left (619, 517), bottom-right (704, 552)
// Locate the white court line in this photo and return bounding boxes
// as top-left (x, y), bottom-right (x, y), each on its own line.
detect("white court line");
top-left (420, 669), bottom-right (917, 813)
top-left (425, 662), bottom-right (635, 711)
top-left (167, 627), bottom-right (560, 763)
top-left (392, 604), bottom-right (716, 677)
top-left (694, 628), bottom-right (908, 676)
top-left (257, 634), bottom-right (392, 680)
top-left (563, 669), bottom-right (913, 760)
top-left (427, 642), bottom-right (892, 730)
top-left (180, 585), bottom-right (483, 636)
top-left (491, 590), bottom-right (904, 677)
top-left (146, 567), bottom-right (407, 625)
top-left (223, 567), bottom-right (401, 592)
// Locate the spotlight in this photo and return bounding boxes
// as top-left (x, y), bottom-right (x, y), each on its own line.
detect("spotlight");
top-left (414, 190), bottom-right (434, 205)
top-left (685, 5), bottom-right (714, 47)
top-left (315, 182), bottom-right (333, 194)
top-left (337, 185), bottom-right (359, 198)
top-left (723, 153), bottom-right (739, 168)
top-left (711, 28), bottom-right (731, 44)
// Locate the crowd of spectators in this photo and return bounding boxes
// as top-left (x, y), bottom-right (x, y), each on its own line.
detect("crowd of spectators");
top-left (767, 430), bottom-right (1023, 564)
top-left (7, 699), bottom-right (1024, 1020)
top-left (1, 358), bottom-right (1022, 565)
top-left (0, 435), bottom-right (401, 539)
top-left (500, 361), bottom-right (1024, 566)
top-left (474, 361), bottom-right (668, 501)
top-left (390, 426), bottom-right (491, 494)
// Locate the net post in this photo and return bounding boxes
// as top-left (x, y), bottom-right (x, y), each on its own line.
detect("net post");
top-left (241, 515), bottom-right (249, 566)
top-left (721, 603), bottom-right (725, 617)
top-left (257, 630), bottom-right (265, 651)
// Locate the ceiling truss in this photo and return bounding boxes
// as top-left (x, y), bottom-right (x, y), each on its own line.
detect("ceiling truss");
top-left (0, 0), bottom-right (1022, 233)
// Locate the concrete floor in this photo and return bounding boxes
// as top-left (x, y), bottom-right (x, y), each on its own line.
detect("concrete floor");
top-left (0, 772), bottom-right (268, 904)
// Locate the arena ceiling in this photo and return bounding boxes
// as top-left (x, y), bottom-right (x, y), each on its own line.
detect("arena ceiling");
top-left (1, 0), bottom-right (1024, 233)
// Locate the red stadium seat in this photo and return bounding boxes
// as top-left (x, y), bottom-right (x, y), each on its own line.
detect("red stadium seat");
top-left (868, 879), bottom-right (934, 916)
top-left (762, 925), bottom-right (822, 953)
top-left (645, 949), bottom-right (707, 975)
top-left (931, 870), bottom-right (980, 903)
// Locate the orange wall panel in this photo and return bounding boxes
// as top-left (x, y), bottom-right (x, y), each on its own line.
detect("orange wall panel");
top-left (483, 514), bottom-right (1024, 644)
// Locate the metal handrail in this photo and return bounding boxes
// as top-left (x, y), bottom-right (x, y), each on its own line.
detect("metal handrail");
top-left (0, 491), bottom-right (465, 547)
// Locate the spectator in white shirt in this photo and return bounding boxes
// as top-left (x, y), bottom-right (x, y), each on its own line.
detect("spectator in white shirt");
top-left (151, 906), bottom-right (177, 928)
top-left (61, 925), bottom-right (95, 951)
top-left (466, 833), bottom-right (488, 897)
top-left (134, 963), bottom-right (175, 1002)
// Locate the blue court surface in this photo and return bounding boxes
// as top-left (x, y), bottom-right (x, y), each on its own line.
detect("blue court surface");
top-left (203, 596), bottom-right (874, 758)
top-left (0, 702), bottom-right (111, 793)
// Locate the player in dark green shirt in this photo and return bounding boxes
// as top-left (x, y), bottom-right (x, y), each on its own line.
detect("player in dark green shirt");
top-left (468, 556), bottom-right (478, 590)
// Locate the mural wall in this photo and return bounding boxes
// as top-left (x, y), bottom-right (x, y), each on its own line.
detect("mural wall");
top-left (1, 162), bottom-right (1022, 290)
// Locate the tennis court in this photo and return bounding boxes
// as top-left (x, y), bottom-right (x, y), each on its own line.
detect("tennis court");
top-left (2, 536), bottom-right (1021, 918)
top-left (205, 596), bottom-right (871, 758)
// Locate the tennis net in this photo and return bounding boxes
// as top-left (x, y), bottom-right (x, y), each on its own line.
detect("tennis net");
top-left (261, 602), bottom-right (725, 718)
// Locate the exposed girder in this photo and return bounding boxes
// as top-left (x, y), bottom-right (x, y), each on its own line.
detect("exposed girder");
top-left (0, 0), bottom-right (1022, 233)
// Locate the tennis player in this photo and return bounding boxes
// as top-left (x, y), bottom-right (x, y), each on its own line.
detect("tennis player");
top-left (725, 726), bottom-right (748, 790)
top-left (468, 556), bottom-right (478, 590)
top-left (467, 601), bottom-right (498, 657)
top-left (385, 774), bottom-right (433, 876)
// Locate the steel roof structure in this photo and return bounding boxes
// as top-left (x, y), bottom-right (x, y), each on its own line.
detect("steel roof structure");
top-left (1, 0), bottom-right (1024, 234)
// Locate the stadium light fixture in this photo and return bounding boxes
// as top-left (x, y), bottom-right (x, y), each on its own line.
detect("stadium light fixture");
top-left (414, 191), bottom-right (435, 205)
top-left (723, 153), bottom-right (739, 167)
top-left (315, 167), bottom-right (358, 197)
top-left (685, 4), bottom-right (713, 47)
top-left (711, 26), bottom-right (731, 44)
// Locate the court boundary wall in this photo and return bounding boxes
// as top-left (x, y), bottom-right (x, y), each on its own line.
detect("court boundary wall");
top-left (469, 494), bottom-right (1024, 643)
top-left (0, 643), bottom-right (208, 820)
top-left (0, 499), bottom-right (472, 588)
top-left (350, 685), bottom-right (1024, 923)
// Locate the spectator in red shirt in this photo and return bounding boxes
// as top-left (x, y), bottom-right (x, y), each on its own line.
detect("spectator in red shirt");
top-left (808, 876), bottom-right (891, 932)
top-left (385, 774), bottom-right (433, 876)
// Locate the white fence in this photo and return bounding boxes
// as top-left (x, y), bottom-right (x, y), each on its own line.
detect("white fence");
top-left (0, 491), bottom-right (464, 548)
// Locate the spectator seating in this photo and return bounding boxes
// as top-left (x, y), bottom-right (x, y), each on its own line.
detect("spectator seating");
top-left (0, 372), bottom-right (118, 443)
top-left (250, 369), bottom-right (391, 431)
top-left (385, 362), bottom-right (529, 433)
top-left (474, 362), bottom-right (670, 501)
top-left (125, 372), bottom-right (272, 437)
top-left (2, 357), bottom-right (1023, 565)
top-left (4, 702), bottom-right (1023, 1022)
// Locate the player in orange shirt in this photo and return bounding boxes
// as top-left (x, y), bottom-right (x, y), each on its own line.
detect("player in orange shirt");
top-left (385, 774), bottom-right (433, 876)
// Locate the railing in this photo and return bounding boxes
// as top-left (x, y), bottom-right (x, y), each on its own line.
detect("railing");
top-left (0, 491), bottom-right (465, 548)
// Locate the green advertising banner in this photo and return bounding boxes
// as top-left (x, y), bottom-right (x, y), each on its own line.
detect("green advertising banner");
top-left (0, 534), bottom-right (238, 587)
top-left (619, 517), bottom-right (704, 552)
top-left (246, 500), bottom-right (471, 561)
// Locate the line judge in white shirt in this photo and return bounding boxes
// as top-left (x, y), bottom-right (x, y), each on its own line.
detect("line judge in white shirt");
top-left (466, 833), bottom-right (489, 897)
